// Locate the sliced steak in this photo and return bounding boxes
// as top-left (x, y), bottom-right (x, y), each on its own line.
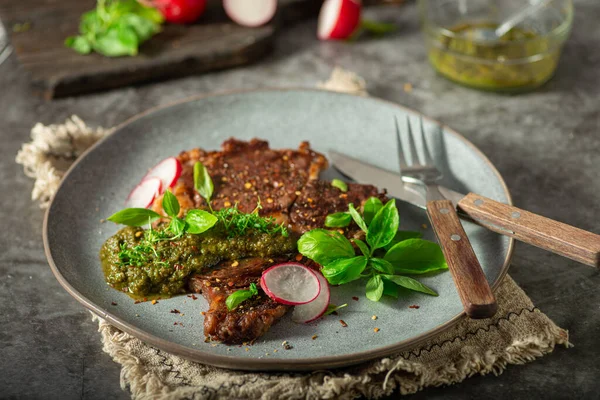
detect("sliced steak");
top-left (153, 138), bottom-right (328, 223)
top-left (188, 257), bottom-right (292, 344)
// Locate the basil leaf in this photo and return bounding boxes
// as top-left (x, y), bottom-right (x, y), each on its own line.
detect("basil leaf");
top-left (365, 275), bottom-right (384, 302)
top-left (363, 197), bottom-right (383, 226)
top-left (369, 258), bottom-right (395, 274)
top-left (168, 217), bottom-right (186, 237)
top-left (325, 212), bottom-right (352, 228)
top-left (321, 256), bottom-right (368, 285)
top-left (162, 190), bottom-right (180, 218)
top-left (366, 199), bottom-right (399, 250)
top-left (331, 179), bottom-right (348, 192)
top-left (348, 203), bottom-right (368, 233)
top-left (194, 162), bottom-right (214, 203)
top-left (383, 239), bottom-right (447, 274)
top-left (298, 229), bottom-right (355, 266)
top-left (382, 279), bottom-right (399, 298)
top-left (121, 13), bottom-right (159, 42)
top-left (93, 27), bottom-right (137, 57)
top-left (382, 275), bottom-right (438, 296)
top-left (225, 288), bottom-right (254, 310)
top-left (107, 208), bottom-right (160, 226)
top-left (353, 238), bottom-right (370, 257)
top-left (65, 36), bottom-right (92, 54)
top-left (383, 231), bottom-right (423, 251)
top-left (185, 210), bottom-right (218, 234)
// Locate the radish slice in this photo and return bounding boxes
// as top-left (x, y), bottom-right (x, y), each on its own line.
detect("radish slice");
top-left (223, 0), bottom-right (277, 27)
top-left (292, 272), bottom-right (330, 323)
top-left (318, 0), bottom-right (361, 40)
top-left (142, 157), bottom-right (182, 194)
top-left (125, 177), bottom-right (162, 208)
top-left (260, 263), bottom-right (320, 305)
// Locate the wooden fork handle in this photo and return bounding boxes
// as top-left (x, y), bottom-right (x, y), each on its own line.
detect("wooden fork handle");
top-left (426, 200), bottom-right (498, 319)
top-left (457, 193), bottom-right (600, 267)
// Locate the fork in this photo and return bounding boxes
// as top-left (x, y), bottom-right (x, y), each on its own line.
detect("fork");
top-left (395, 116), bottom-right (497, 319)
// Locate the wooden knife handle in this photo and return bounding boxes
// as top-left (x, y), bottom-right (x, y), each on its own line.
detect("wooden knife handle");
top-left (457, 193), bottom-right (600, 267)
top-left (426, 200), bottom-right (498, 319)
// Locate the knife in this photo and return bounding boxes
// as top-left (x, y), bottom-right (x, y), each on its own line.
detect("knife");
top-left (330, 151), bottom-right (600, 268)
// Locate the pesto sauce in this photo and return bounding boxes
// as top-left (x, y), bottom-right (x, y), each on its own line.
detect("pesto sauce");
top-left (100, 226), bottom-right (297, 298)
top-left (428, 22), bottom-right (560, 91)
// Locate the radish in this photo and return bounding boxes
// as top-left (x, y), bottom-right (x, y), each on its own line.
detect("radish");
top-left (125, 177), bottom-right (162, 208)
top-left (153, 0), bottom-right (207, 24)
top-left (317, 0), bottom-right (361, 40)
top-left (260, 263), bottom-right (320, 305)
top-left (142, 157), bottom-right (182, 194)
top-left (223, 0), bottom-right (277, 27)
top-left (292, 272), bottom-right (331, 323)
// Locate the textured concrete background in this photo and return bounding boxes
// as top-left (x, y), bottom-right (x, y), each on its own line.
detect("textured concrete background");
top-left (1, 1), bottom-right (599, 399)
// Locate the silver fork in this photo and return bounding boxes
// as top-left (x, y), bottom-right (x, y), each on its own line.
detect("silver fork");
top-left (395, 116), bottom-right (497, 319)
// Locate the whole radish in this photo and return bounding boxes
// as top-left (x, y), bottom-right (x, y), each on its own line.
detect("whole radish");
top-left (154, 0), bottom-right (207, 24)
top-left (318, 0), bottom-right (362, 40)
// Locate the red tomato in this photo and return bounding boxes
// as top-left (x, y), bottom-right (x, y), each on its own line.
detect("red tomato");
top-left (155, 0), bottom-right (207, 24)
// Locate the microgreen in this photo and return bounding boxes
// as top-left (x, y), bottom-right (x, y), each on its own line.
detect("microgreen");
top-left (226, 283), bottom-right (259, 310)
top-left (298, 197), bottom-right (448, 301)
top-left (65, 0), bottom-right (164, 57)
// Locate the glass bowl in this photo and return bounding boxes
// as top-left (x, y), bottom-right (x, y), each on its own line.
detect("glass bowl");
top-left (419, 0), bottom-right (573, 92)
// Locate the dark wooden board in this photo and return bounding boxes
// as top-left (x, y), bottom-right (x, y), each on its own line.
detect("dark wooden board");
top-left (0, 0), bottom-right (322, 99)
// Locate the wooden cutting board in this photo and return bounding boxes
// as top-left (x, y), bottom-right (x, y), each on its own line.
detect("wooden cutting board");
top-left (0, 0), bottom-right (322, 99)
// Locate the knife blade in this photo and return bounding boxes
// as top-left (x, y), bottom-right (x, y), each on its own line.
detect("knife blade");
top-left (329, 150), bottom-right (600, 268)
top-left (329, 150), bottom-right (467, 208)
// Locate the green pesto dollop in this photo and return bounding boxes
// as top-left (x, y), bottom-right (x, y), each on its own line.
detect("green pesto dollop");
top-left (100, 225), bottom-right (296, 298)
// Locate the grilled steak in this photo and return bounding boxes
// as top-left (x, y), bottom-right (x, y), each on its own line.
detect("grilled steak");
top-left (188, 257), bottom-right (291, 344)
top-left (158, 139), bottom-right (387, 344)
top-left (289, 180), bottom-right (386, 236)
top-left (153, 138), bottom-right (328, 224)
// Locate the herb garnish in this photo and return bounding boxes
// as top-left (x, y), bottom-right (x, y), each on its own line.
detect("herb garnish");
top-left (331, 179), bottom-right (348, 192)
top-left (298, 198), bottom-right (448, 301)
top-left (106, 161), bottom-right (287, 272)
top-left (226, 283), bottom-right (259, 310)
top-left (65, 0), bottom-right (164, 57)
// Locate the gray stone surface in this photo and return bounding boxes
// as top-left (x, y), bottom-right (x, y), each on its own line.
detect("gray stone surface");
top-left (1, 1), bottom-right (599, 399)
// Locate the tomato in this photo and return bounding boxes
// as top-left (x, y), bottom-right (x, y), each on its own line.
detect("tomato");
top-left (154, 0), bottom-right (206, 24)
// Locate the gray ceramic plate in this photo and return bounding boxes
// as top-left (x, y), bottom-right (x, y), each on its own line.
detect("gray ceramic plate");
top-left (44, 89), bottom-right (513, 371)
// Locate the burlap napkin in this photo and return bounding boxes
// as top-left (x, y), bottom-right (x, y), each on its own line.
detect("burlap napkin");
top-left (19, 69), bottom-right (569, 399)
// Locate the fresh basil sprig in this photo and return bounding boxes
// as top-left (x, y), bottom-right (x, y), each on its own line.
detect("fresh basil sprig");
top-left (298, 197), bottom-right (448, 301)
top-left (107, 189), bottom-right (217, 236)
top-left (65, 0), bottom-right (164, 57)
top-left (226, 283), bottom-right (259, 310)
top-left (325, 212), bottom-right (352, 228)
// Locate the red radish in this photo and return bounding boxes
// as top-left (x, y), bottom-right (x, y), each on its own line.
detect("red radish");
top-left (142, 157), bottom-right (182, 194)
top-left (125, 177), bottom-right (162, 208)
top-left (318, 0), bottom-right (361, 40)
top-left (260, 263), bottom-right (321, 305)
top-left (154, 0), bottom-right (207, 24)
top-left (292, 272), bottom-right (330, 323)
top-left (223, 0), bottom-right (277, 27)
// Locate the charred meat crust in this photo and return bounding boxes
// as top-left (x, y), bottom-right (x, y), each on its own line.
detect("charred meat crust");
top-left (188, 257), bottom-right (291, 344)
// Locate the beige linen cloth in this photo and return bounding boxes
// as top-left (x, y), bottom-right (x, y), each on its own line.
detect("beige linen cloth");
top-left (18, 68), bottom-right (569, 399)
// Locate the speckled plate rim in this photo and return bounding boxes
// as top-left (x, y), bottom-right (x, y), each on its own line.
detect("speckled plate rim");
top-left (43, 88), bottom-right (514, 371)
